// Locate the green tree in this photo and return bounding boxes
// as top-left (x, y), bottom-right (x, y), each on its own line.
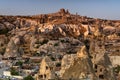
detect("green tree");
top-left (23, 75), bottom-right (34, 80)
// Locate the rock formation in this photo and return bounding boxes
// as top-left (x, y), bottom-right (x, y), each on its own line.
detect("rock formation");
top-left (37, 56), bottom-right (56, 80)
top-left (4, 39), bottom-right (22, 58)
top-left (90, 38), bottom-right (116, 80)
top-left (60, 46), bottom-right (97, 80)
top-left (59, 39), bottom-right (116, 80)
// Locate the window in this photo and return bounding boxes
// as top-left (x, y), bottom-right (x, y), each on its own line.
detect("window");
top-left (39, 75), bottom-right (43, 78)
top-left (46, 66), bottom-right (48, 70)
top-left (100, 68), bottom-right (102, 72)
top-left (99, 75), bottom-right (104, 79)
top-left (95, 70), bottom-right (97, 73)
top-left (95, 64), bottom-right (97, 69)
top-left (44, 74), bottom-right (46, 78)
top-left (50, 67), bottom-right (53, 70)
top-left (99, 44), bottom-right (102, 47)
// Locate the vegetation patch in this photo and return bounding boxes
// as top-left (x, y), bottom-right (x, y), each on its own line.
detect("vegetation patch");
top-left (0, 28), bottom-right (9, 34)
top-left (10, 67), bottom-right (19, 76)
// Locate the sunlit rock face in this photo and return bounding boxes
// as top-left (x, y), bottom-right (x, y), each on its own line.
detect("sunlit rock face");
top-left (60, 46), bottom-right (97, 80)
top-left (37, 56), bottom-right (56, 80)
top-left (59, 40), bottom-right (116, 80)
top-left (38, 24), bottom-right (86, 38)
top-left (90, 39), bottom-right (116, 80)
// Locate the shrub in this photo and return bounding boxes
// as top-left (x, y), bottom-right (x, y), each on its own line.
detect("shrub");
top-left (23, 75), bottom-right (34, 80)
top-left (84, 39), bottom-right (90, 50)
top-left (60, 39), bottom-right (65, 43)
top-left (0, 48), bottom-right (6, 55)
top-left (50, 56), bottom-right (56, 61)
top-left (40, 39), bottom-right (49, 45)
top-left (15, 61), bottom-right (23, 67)
top-left (56, 63), bottom-right (61, 67)
top-left (54, 43), bottom-right (59, 46)
top-left (10, 67), bottom-right (19, 76)
top-left (0, 28), bottom-right (9, 34)
top-left (114, 65), bottom-right (120, 73)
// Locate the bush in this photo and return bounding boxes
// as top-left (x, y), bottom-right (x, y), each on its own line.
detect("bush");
top-left (10, 67), bottom-right (19, 76)
top-left (0, 48), bottom-right (6, 55)
top-left (35, 39), bottom-right (49, 45)
top-left (56, 63), bottom-right (61, 67)
top-left (66, 50), bottom-right (76, 54)
top-left (15, 61), bottom-right (23, 67)
top-left (60, 39), bottom-right (65, 43)
top-left (24, 58), bottom-right (30, 64)
top-left (54, 43), bottom-right (59, 46)
top-left (0, 28), bottom-right (9, 34)
top-left (35, 46), bottom-right (39, 48)
top-left (23, 75), bottom-right (34, 80)
top-left (50, 56), bottom-right (56, 61)
top-left (84, 39), bottom-right (90, 50)
top-left (89, 55), bottom-right (93, 59)
top-left (117, 33), bottom-right (120, 36)
top-left (40, 39), bottom-right (49, 45)
top-left (114, 65), bottom-right (120, 73)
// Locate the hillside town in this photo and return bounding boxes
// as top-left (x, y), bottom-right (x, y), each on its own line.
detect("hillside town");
top-left (0, 9), bottom-right (120, 80)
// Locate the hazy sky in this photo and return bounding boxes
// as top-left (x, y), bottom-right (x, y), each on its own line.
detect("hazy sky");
top-left (0, 0), bottom-right (120, 20)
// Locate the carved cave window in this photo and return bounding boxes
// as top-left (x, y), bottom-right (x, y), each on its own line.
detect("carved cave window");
top-left (39, 75), bottom-right (43, 78)
top-left (95, 64), bottom-right (98, 69)
top-left (99, 75), bottom-right (104, 79)
top-left (44, 74), bottom-right (46, 78)
top-left (100, 68), bottom-right (102, 72)
top-left (46, 66), bottom-right (49, 70)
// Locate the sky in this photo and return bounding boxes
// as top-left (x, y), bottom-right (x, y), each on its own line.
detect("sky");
top-left (0, 0), bottom-right (120, 20)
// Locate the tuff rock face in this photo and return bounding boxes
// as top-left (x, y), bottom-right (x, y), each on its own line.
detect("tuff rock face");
top-left (59, 43), bottom-right (116, 80)
top-left (37, 56), bottom-right (56, 80)
top-left (90, 38), bottom-right (116, 80)
top-left (4, 39), bottom-right (23, 58)
top-left (60, 46), bottom-right (97, 80)
top-left (0, 35), bottom-right (7, 54)
top-left (38, 24), bottom-right (86, 38)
